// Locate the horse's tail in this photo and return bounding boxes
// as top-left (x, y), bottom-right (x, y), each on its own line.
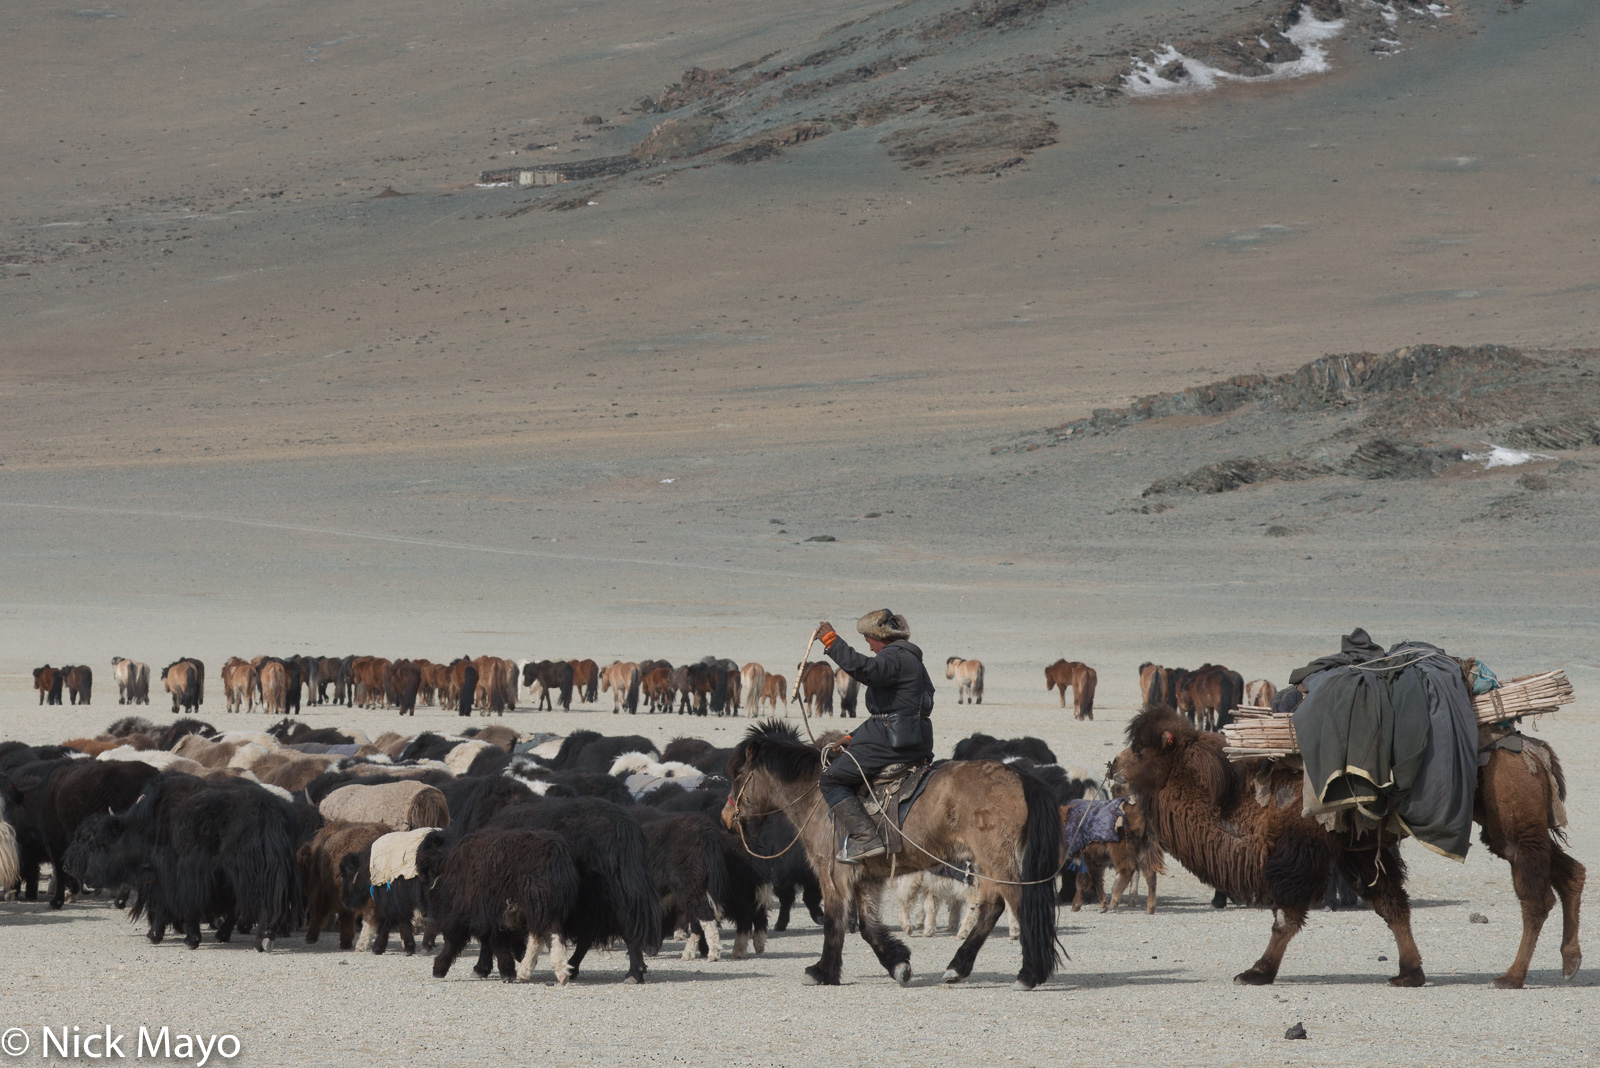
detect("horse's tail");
top-left (1016, 768), bottom-right (1063, 988)
top-left (624, 666), bottom-right (641, 715)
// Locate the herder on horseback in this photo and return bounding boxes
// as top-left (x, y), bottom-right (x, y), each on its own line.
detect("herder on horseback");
top-left (813, 609), bottom-right (935, 863)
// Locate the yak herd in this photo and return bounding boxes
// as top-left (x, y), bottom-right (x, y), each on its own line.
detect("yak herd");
top-left (1, 714), bottom-right (1118, 986)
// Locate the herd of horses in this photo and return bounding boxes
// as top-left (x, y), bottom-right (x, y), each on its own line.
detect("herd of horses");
top-left (33, 656), bottom-right (1277, 741)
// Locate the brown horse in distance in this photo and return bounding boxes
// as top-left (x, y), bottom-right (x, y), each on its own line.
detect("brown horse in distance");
top-left (1116, 705), bottom-right (1584, 989)
top-left (162, 658), bottom-right (204, 714)
top-left (799, 662), bottom-right (834, 717)
top-left (570, 659), bottom-right (600, 705)
top-left (1244, 679), bottom-right (1277, 707)
top-left (601, 661), bottom-right (642, 714)
top-left (641, 666), bottom-right (673, 713)
top-left (723, 722), bottom-right (1062, 989)
top-left (33, 665), bottom-right (63, 706)
top-left (62, 665), bottom-right (93, 705)
top-left (1175, 664), bottom-right (1239, 730)
top-left (759, 674), bottom-right (789, 716)
top-left (1045, 660), bottom-right (1097, 720)
top-left (222, 657), bottom-right (257, 714)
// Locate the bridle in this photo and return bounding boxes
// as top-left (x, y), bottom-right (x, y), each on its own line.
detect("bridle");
top-left (727, 767), bottom-right (825, 861)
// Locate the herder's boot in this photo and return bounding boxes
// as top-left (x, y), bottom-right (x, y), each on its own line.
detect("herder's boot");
top-left (830, 796), bottom-right (887, 864)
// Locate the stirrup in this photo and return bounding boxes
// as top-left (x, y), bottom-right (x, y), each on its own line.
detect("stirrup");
top-left (837, 837), bottom-right (887, 864)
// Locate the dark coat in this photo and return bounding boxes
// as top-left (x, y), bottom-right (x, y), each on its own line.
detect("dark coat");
top-left (823, 637), bottom-right (935, 761)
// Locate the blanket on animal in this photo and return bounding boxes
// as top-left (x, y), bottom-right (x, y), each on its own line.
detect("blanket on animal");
top-left (1291, 632), bottom-right (1478, 860)
top-left (368, 828), bottom-right (434, 885)
top-left (1062, 798), bottom-right (1127, 870)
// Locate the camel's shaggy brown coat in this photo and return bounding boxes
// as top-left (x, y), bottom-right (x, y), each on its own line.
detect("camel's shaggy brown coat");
top-left (1117, 705), bottom-right (1584, 988)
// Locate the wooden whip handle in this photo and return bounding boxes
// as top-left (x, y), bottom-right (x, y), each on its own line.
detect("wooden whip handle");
top-left (792, 634), bottom-right (817, 705)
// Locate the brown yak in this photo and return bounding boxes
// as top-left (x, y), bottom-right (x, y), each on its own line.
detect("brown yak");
top-left (1045, 659), bottom-right (1097, 720)
top-left (1116, 704), bottom-right (1584, 989)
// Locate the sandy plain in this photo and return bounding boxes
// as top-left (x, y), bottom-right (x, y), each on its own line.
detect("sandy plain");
top-left (2, 0), bottom-right (1599, 1062)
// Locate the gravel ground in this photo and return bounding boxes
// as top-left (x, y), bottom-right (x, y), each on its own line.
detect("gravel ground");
top-left (1, 691), bottom-right (1593, 1067)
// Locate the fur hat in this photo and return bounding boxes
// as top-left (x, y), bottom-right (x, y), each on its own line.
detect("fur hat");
top-left (856, 609), bottom-right (910, 642)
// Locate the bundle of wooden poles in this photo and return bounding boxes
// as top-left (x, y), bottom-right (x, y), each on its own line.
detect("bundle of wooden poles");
top-left (1221, 669), bottom-right (1575, 760)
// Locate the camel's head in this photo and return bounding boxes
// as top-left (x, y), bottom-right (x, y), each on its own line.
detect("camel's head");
top-left (1118, 704), bottom-right (1200, 794)
top-left (1122, 703), bottom-right (1240, 814)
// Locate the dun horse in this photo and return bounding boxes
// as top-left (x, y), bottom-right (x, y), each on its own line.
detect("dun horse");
top-left (723, 722), bottom-right (1061, 989)
top-left (945, 658), bottom-right (984, 705)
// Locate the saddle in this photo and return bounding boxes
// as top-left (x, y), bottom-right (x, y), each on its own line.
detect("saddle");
top-left (856, 762), bottom-right (935, 854)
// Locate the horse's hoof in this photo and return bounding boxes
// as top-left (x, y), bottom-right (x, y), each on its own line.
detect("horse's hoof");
top-left (622, 975), bottom-right (640, 985)
top-left (1490, 973), bottom-right (1522, 990)
top-left (1232, 969), bottom-right (1274, 986)
top-left (941, 968), bottom-right (962, 984)
top-left (1013, 979), bottom-right (1038, 991)
top-left (1563, 952), bottom-right (1582, 981)
top-left (1390, 970), bottom-right (1426, 988)
top-left (891, 962), bottom-right (911, 986)
top-left (258, 938), bottom-right (273, 953)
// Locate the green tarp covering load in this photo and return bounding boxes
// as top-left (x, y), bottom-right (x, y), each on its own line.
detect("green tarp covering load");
top-left (1290, 629), bottom-right (1478, 861)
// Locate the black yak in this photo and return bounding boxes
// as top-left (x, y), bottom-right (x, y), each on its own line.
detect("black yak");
top-left (6, 758), bottom-right (159, 908)
top-left (418, 828), bottom-right (582, 983)
top-left (485, 797), bottom-right (663, 983)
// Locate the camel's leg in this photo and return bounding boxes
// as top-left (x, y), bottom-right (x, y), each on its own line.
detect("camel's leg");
top-left (1498, 835), bottom-right (1558, 990)
top-left (853, 880), bottom-right (911, 983)
top-left (1552, 846), bottom-right (1586, 981)
top-left (1343, 845), bottom-right (1425, 986)
top-left (1233, 906), bottom-right (1308, 985)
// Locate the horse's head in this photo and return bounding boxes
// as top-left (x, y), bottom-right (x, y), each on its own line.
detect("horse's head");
top-left (724, 720), bottom-right (813, 830)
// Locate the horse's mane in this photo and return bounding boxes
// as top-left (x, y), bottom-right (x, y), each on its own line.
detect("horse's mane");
top-left (729, 720), bottom-right (816, 782)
